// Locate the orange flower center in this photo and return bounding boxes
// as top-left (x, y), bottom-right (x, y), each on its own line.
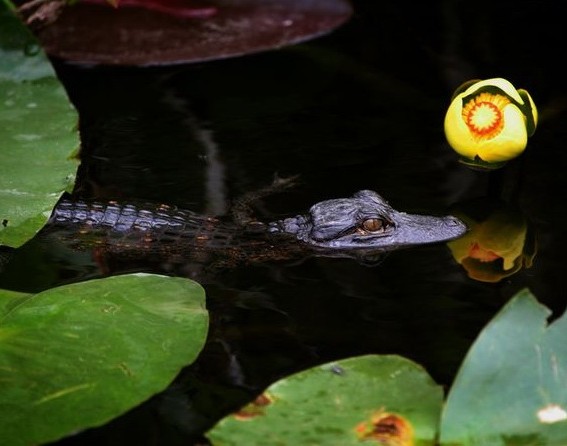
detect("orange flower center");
top-left (462, 92), bottom-right (509, 141)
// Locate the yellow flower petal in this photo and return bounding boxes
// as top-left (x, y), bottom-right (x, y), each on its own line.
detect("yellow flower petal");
top-left (475, 106), bottom-right (528, 162)
top-left (444, 100), bottom-right (479, 159)
top-left (469, 78), bottom-right (523, 103)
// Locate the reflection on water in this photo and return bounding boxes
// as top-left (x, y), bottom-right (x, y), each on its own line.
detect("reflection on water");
top-left (4, 0), bottom-right (567, 444)
top-left (448, 202), bottom-right (536, 283)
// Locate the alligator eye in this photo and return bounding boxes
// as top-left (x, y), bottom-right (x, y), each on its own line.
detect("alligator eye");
top-left (361, 218), bottom-right (384, 232)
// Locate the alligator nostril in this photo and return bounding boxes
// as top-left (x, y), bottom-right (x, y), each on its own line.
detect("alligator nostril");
top-left (446, 216), bottom-right (468, 236)
top-left (447, 216), bottom-right (463, 226)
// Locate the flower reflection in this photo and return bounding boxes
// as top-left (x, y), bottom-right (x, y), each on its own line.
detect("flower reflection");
top-left (448, 207), bottom-right (536, 283)
top-left (444, 78), bottom-right (538, 170)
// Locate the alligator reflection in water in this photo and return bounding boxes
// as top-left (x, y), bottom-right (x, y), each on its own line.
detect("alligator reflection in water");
top-left (44, 189), bottom-right (467, 278)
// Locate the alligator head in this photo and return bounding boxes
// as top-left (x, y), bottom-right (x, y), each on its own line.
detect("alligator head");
top-left (268, 190), bottom-right (467, 253)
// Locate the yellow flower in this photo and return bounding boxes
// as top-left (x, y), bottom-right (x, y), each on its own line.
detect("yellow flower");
top-left (444, 78), bottom-right (538, 169)
top-left (448, 208), bottom-right (536, 283)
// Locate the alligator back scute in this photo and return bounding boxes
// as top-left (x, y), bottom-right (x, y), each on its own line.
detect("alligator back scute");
top-left (48, 199), bottom-right (257, 252)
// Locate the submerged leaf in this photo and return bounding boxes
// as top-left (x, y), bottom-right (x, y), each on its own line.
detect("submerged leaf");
top-left (0, 274), bottom-right (208, 446)
top-left (440, 289), bottom-right (567, 445)
top-left (207, 354), bottom-right (442, 445)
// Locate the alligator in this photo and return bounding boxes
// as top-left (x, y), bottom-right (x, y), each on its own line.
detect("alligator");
top-left (44, 188), bottom-right (467, 273)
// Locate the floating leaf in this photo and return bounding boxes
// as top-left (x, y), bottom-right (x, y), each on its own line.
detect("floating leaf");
top-left (35, 0), bottom-right (353, 65)
top-left (0, 273), bottom-right (208, 446)
top-left (440, 289), bottom-right (567, 445)
top-left (0, 1), bottom-right (79, 248)
top-left (207, 354), bottom-right (443, 445)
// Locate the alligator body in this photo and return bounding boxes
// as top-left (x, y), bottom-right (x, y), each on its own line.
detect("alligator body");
top-left (45, 190), bottom-right (467, 269)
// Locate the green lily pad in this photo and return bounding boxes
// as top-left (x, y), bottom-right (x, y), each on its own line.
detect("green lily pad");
top-left (0, 1), bottom-right (79, 248)
top-left (440, 289), bottom-right (567, 445)
top-left (207, 354), bottom-right (443, 445)
top-left (0, 273), bottom-right (208, 446)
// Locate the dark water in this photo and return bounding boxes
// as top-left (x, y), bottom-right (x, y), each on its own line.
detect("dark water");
top-left (3, 1), bottom-right (567, 444)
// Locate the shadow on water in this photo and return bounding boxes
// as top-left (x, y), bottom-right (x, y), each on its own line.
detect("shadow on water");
top-left (3, 1), bottom-right (567, 444)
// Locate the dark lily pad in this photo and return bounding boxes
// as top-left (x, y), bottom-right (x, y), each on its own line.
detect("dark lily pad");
top-left (0, 273), bottom-right (208, 446)
top-left (33, 0), bottom-right (353, 65)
